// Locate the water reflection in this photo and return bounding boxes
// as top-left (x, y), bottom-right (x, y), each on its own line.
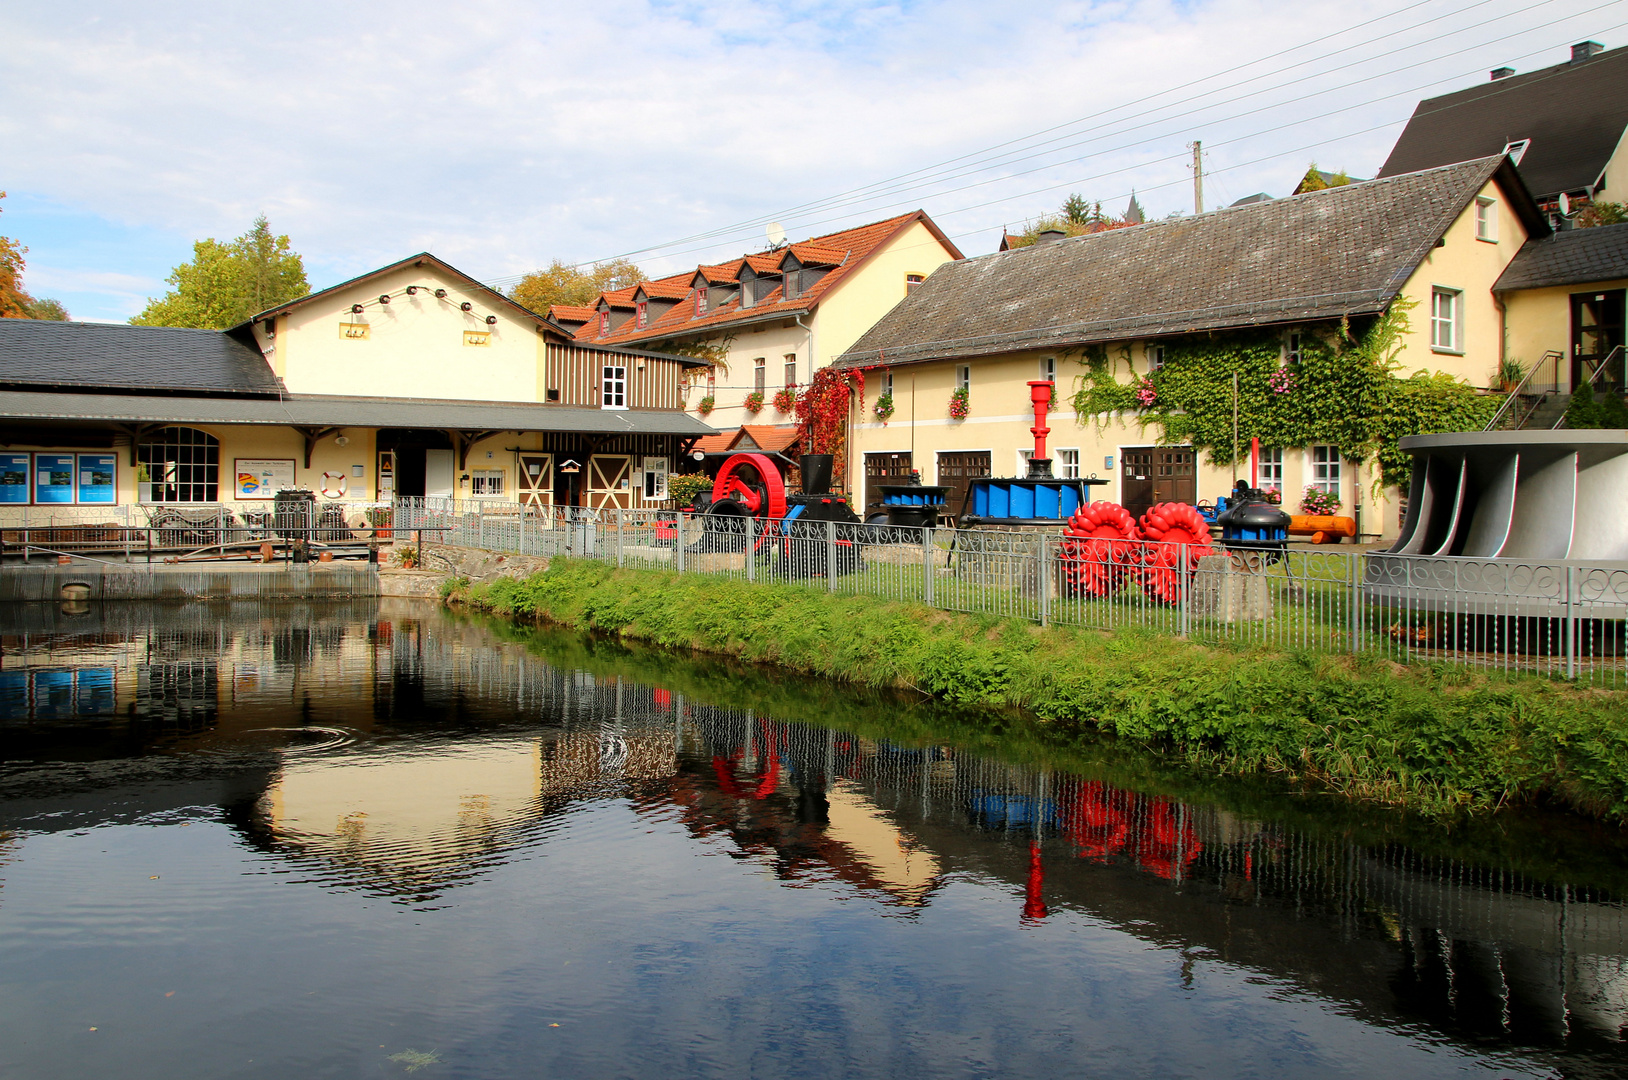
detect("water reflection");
top-left (2, 600), bottom-right (1627, 1077)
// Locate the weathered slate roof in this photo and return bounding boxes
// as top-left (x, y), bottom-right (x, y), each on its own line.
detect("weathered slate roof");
top-left (1377, 45), bottom-right (1628, 199)
top-left (0, 318), bottom-right (285, 396)
top-left (1494, 222), bottom-right (1628, 292)
top-left (0, 389), bottom-right (717, 436)
top-left (836, 158), bottom-right (1538, 369)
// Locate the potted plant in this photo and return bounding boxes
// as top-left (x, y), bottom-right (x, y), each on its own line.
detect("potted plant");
top-left (773, 385), bottom-right (798, 413)
top-left (948, 386), bottom-right (969, 420)
top-left (743, 390), bottom-right (764, 414)
top-left (873, 392), bottom-right (895, 425)
top-left (696, 395), bottom-right (715, 417)
top-left (135, 463), bottom-right (155, 503)
top-left (1134, 376), bottom-right (1158, 408)
top-left (1497, 356), bottom-right (1527, 393)
top-left (1299, 486), bottom-right (1342, 516)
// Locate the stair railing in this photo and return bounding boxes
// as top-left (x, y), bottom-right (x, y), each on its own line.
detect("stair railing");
top-left (1552, 345), bottom-right (1625, 429)
top-left (1485, 350), bottom-right (1564, 430)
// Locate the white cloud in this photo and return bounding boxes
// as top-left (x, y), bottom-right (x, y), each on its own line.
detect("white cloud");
top-left (1, 0), bottom-right (1622, 311)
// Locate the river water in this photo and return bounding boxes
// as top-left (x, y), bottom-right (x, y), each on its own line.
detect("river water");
top-left (2, 600), bottom-right (1626, 1079)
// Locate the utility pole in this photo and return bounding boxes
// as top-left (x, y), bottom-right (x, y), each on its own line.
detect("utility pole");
top-left (1191, 141), bottom-right (1204, 215)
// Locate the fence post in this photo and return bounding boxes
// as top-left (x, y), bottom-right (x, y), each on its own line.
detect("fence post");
top-left (1038, 534), bottom-right (1051, 627)
top-left (616, 508), bottom-right (625, 568)
top-left (1349, 551), bottom-right (1362, 652)
top-left (923, 526), bottom-right (935, 607)
top-left (675, 513), bottom-right (686, 573)
top-left (746, 517), bottom-right (756, 583)
top-left (1566, 563), bottom-right (1577, 680)
top-left (1179, 543), bottom-right (1190, 638)
top-left (478, 507), bottom-right (485, 550)
top-left (826, 518), bottom-right (837, 592)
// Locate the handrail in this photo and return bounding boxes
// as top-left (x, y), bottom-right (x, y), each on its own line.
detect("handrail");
top-left (1485, 350), bottom-right (1564, 430)
top-left (1553, 345), bottom-right (1625, 429)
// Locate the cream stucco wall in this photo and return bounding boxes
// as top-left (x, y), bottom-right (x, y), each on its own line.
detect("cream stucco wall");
top-left (1592, 124), bottom-right (1628, 204)
top-left (251, 264), bottom-right (547, 403)
top-left (1394, 180), bottom-right (1529, 386)
top-left (693, 320), bottom-right (812, 432)
top-left (853, 348), bottom-right (1396, 540)
top-left (1504, 277), bottom-right (1628, 389)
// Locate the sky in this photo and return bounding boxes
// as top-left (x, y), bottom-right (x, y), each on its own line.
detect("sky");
top-left (2, 0), bottom-right (1625, 323)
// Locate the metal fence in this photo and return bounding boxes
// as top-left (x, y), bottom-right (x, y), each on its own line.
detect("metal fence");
top-left (395, 498), bottom-right (1628, 687)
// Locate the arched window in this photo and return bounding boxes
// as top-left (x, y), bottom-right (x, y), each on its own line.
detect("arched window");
top-left (138, 426), bottom-right (219, 503)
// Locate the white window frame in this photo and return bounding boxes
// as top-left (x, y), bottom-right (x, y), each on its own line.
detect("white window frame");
top-left (881, 370), bottom-right (893, 397)
top-left (1285, 332), bottom-right (1302, 364)
top-left (635, 301), bottom-right (648, 329)
top-left (1309, 445), bottom-right (1341, 495)
top-left (1431, 287), bottom-right (1463, 354)
top-left (641, 455), bottom-right (668, 500)
top-left (784, 354), bottom-right (797, 389)
top-left (470, 469), bottom-right (506, 498)
top-left (753, 357), bottom-right (766, 394)
top-left (1475, 197), bottom-right (1497, 242)
top-left (1259, 447), bottom-right (1284, 493)
top-left (1147, 343), bottom-right (1165, 371)
top-left (906, 272), bottom-right (924, 294)
top-left (1040, 356), bottom-right (1056, 382)
top-left (1017, 448), bottom-right (1034, 474)
top-left (956, 365), bottom-right (971, 392)
top-left (1056, 448), bottom-right (1080, 479)
top-left (1502, 139), bottom-right (1530, 166)
top-left (601, 364), bottom-right (627, 409)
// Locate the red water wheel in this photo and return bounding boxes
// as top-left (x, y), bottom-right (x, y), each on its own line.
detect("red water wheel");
top-left (709, 453), bottom-right (788, 550)
top-left (1137, 502), bottom-right (1215, 604)
top-left (1059, 501), bottom-right (1142, 597)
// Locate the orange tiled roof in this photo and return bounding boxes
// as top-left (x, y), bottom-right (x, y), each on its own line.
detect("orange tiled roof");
top-left (693, 432), bottom-right (737, 454)
top-left (574, 211), bottom-right (960, 349)
top-left (737, 425), bottom-right (803, 454)
top-left (637, 277), bottom-right (692, 300)
top-left (599, 286), bottom-right (638, 308)
top-left (548, 304), bottom-right (597, 323)
top-left (784, 243), bottom-right (848, 267)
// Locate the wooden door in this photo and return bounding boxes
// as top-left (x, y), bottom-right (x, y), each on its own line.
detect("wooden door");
top-left (1572, 290), bottom-right (1626, 393)
top-left (936, 451), bottom-right (991, 523)
top-left (517, 453), bottom-right (553, 511)
top-left (863, 452), bottom-right (914, 519)
top-left (1122, 445), bottom-right (1194, 520)
top-left (587, 454), bottom-right (632, 510)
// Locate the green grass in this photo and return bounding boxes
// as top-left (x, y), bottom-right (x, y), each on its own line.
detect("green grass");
top-left (450, 559), bottom-right (1628, 822)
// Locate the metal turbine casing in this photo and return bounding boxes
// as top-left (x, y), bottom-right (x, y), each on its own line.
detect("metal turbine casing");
top-left (1368, 430), bottom-right (1628, 617)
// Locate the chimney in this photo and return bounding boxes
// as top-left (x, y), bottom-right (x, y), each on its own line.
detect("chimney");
top-left (1490, 66), bottom-right (1515, 80)
top-left (1572, 41), bottom-right (1604, 63)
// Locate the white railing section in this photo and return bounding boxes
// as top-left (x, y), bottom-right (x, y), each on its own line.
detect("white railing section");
top-left (396, 500), bottom-right (1628, 688)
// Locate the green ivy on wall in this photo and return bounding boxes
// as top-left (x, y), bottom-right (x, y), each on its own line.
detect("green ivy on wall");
top-left (1068, 299), bottom-right (1494, 491)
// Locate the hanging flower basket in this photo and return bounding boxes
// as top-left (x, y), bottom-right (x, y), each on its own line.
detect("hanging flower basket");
top-left (949, 386), bottom-right (969, 420)
top-left (773, 385), bottom-right (798, 413)
top-left (696, 396), bottom-right (715, 417)
top-left (1134, 376), bottom-right (1158, 408)
top-left (743, 391), bottom-right (764, 414)
top-left (1267, 368), bottom-right (1295, 395)
top-left (873, 392), bottom-right (895, 425)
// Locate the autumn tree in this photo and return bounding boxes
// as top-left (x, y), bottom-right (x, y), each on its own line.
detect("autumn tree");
top-left (1005, 193), bottom-right (1131, 249)
top-left (0, 192), bottom-right (70, 321)
top-left (131, 216), bottom-right (308, 329)
top-left (1296, 163), bottom-right (1354, 193)
top-left (508, 258), bottom-right (645, 314)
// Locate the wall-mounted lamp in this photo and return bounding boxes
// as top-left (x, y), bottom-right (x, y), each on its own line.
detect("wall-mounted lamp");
top-left (434, 289), bottom-right (448, 300)
top-left (485, 315), bottom-right (497, 325)
top-left (335, 435), bottom-right (350, 447)
top-left (351, 303), bottom-right (364, 314)
top-left (378, 294), bottom-right (391, 305)
top-left (406, 285), bottom-right (418, 295)
top-left (460, 302), bottom-right (473, 313)
top-left (459, 473), bottom-right (471, 483)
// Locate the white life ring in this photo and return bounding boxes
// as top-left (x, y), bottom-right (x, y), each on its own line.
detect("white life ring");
top-left (320, 472), bottom-right (349, 499)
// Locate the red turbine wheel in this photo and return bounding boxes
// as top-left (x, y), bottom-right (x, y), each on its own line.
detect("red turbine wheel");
top-left (710, 453), bottom-right (788, 548)
top-left (1059, 501), bottom-right (1142, 597)
top-left (1137, 502), bottom-right (1215, 605)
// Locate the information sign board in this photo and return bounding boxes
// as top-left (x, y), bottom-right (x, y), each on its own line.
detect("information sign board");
top-left (34, 454), bottom-right (76, 504)
top-left (76, 454), bottom-right (117, 504)
top-left (0, 454), bottom-right (29, 504)
top-left (235, 459), bottom-right (296, 499)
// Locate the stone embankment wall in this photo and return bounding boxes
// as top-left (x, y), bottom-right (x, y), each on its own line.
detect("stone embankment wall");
top-left (379, 545), bottom-right (551, 598)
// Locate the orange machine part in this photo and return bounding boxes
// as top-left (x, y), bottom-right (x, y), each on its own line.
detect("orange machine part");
top-left (1288, 515), bottom-right (1356, 543)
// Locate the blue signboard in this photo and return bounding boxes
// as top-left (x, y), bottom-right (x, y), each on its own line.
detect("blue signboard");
top-left (0, 453), bottom-right (28, 504)
top-left (34, 454), bottom-right (76, 504)
top-left (77, 453), bottom-right (117, 505)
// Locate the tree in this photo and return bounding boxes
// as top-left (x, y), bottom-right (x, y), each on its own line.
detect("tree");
top-left (0, 191), bottom-right (70, 321)
top-left (1296, 163), bottom-right (1354, 193)
top-left (1004, 194), bottom-right (1129, 249)
top-left (509, 258), bottom-right (645, 314)
top-left (131, 216), bottom-right (308, 329)
top-left (1577, 200), bottom-right (1628, 228)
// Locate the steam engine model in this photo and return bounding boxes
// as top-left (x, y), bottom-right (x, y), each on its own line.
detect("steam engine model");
top-left (698, 451), bottom-right (864, 577)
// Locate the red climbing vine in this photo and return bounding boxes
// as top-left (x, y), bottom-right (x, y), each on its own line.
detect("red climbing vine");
top-left (794, 366), bottom-right (871, 489)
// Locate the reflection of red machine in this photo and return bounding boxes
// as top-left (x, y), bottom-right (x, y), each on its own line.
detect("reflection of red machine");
top-left (1059, 781), bottom-right (1202, 881)
top-left (712, 723), bottom-right (781, 799)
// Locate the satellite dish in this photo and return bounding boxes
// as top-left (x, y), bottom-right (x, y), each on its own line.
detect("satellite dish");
top-left (1559, 192), bottom-right (1572, 216)
top-left (766, 222), bottom-right (787, 249)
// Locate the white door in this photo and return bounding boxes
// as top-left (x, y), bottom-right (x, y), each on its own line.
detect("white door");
top-left (425, 449), bottom-right (455, 498)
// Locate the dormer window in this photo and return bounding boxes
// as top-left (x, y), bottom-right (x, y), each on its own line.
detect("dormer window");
top-left (635, 301), bottom-right (648, 329)
top-left (696, 288), bottom-right (708, 316)
top-left (598, 310), bottom-right (610, 337)
top-left (1502, 139), bottom-right (1531, 165)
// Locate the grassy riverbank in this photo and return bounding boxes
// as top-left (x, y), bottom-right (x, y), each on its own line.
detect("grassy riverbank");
top-left (449, 559), bottom-right (1628, 821)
